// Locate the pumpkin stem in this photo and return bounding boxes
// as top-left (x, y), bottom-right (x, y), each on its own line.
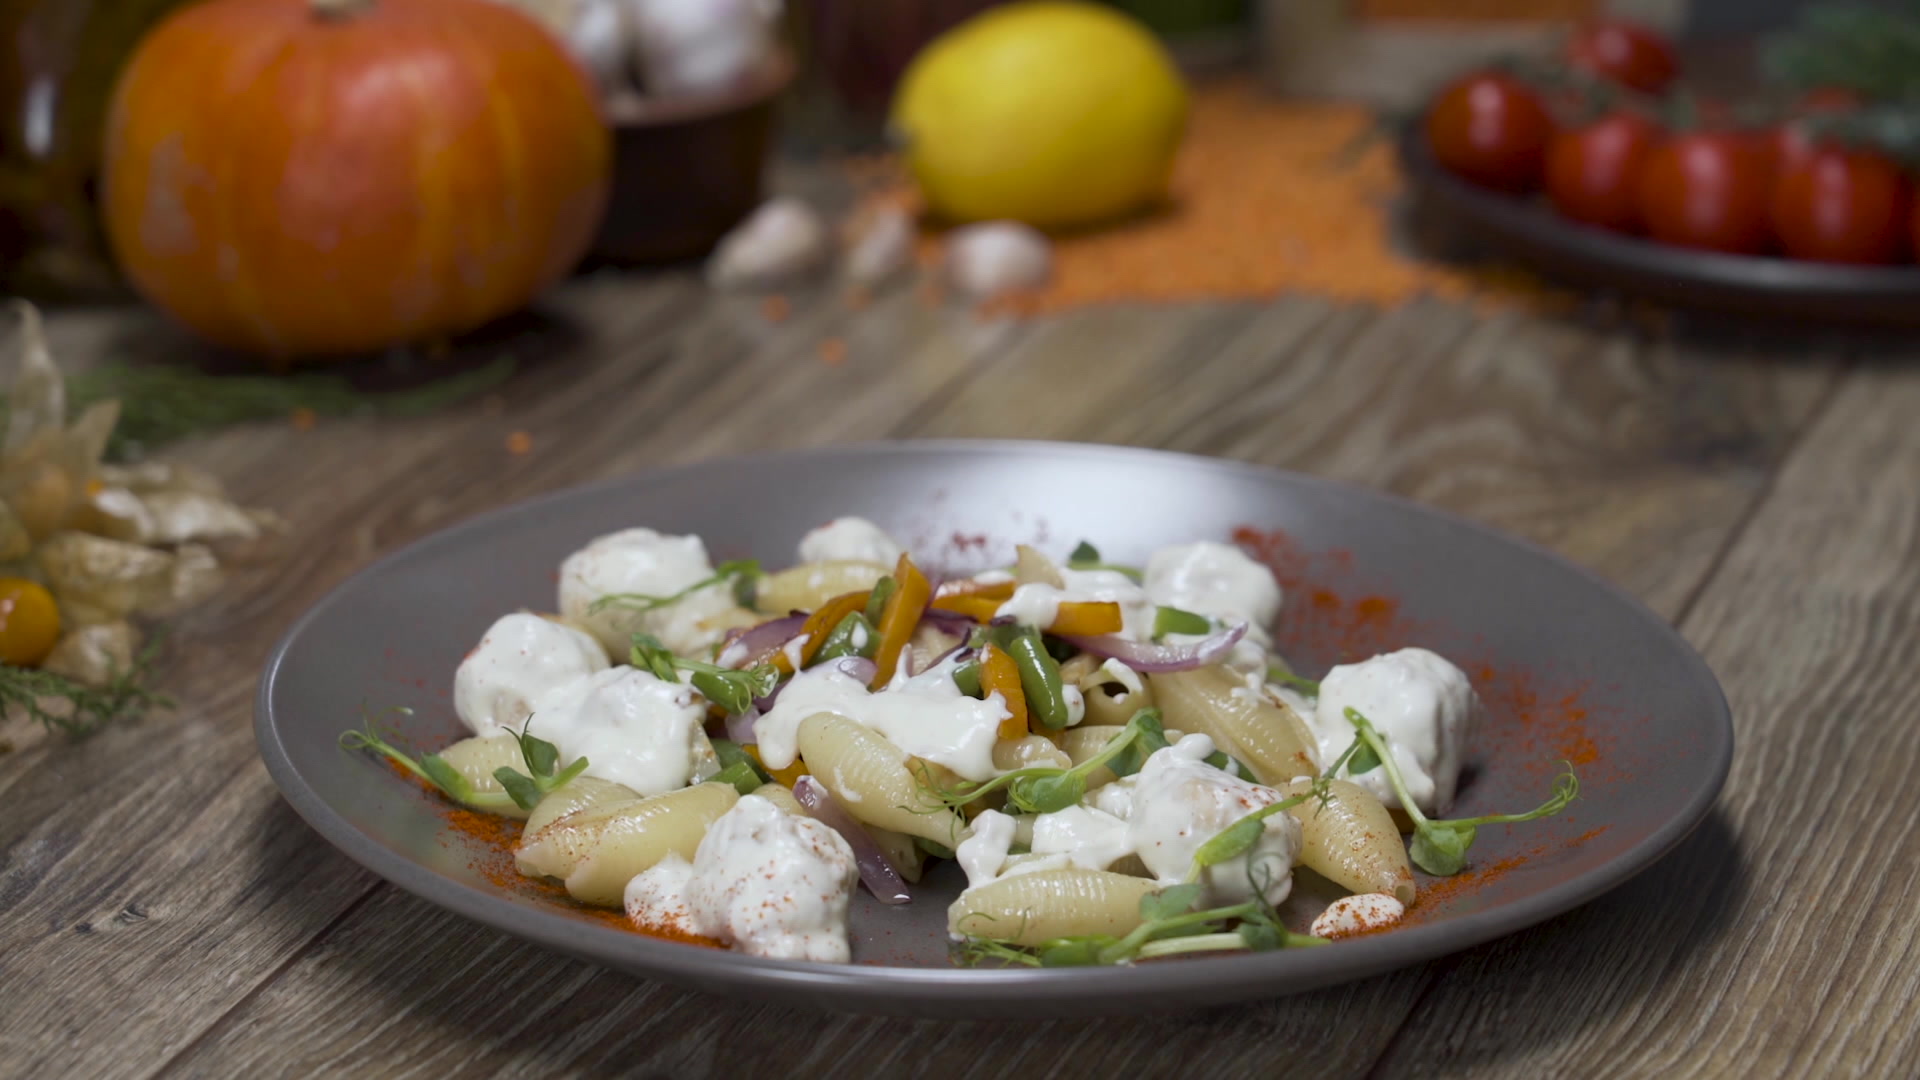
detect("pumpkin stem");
top-left (310, 0), bottom-right (374, 19)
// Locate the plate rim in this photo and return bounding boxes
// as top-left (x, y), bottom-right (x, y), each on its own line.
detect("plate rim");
top-left (254, 438), bottom-right (1733, 1012)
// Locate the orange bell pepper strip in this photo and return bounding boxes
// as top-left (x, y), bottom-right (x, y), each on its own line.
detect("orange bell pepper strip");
top-left (869, 553), bottom-right (932, 688)
top-left (929, 593), bottom-right (1003, 621)
top-left (1046, 600), bottom-right (1123, 637)
top-left (743, 744), bottom-right (808, 788)
top-left (798, 590), bottom-right (870, 668)
top-left (979, 643), bottom-right (1029, 740)
top-left (937, 579), bottom-right (1016, 601)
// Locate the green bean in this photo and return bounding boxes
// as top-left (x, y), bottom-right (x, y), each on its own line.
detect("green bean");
top-left (951, 659), bottom-right (984, 698)
top-left (815, 611), bottom-right (877, 662)
top-left (1004, 628), bottom-right (1069, 729)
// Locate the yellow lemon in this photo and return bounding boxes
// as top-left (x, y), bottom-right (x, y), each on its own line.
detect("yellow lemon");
top-left (890, 1), bottom-right (1188, 230)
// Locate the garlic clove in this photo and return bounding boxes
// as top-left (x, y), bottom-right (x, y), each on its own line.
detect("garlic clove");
top-left (944, 222), bottom-right (1053, 299)
top-left (567, 0), bottom-right (635, 92)
top-left (843, 206), bottom-right (916, 288)
top-left (706, 197), bottom-right (830, 289)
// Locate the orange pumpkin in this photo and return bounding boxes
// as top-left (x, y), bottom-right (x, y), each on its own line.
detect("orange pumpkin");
top-left (101, 0), bottom-right (611, 360)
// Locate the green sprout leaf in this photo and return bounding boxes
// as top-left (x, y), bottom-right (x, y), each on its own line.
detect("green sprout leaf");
top-left (630, 634), bottom-right (680, 681)
top-left (1068, 541), bottom-right (1101, 563)
top-left (1040, 937), bottom-right (1115, 967)
top-left (337, 711), bottom-right (516, 813)
top-left (1347, 741), bottom-right (1382, 775)
top-left (493, 766), bottom-right (545, 811)
top-left (1064, 540), bottom-right (1145, 581)
top-left (1267, 663), bottom-right (1321, 696)
top-left (1106, 707), bottom-right (1170, 778)
top-left (1410, 823), bottom-right (1476, 876)
top-left (1139, 883), bottom-right (1204, 922)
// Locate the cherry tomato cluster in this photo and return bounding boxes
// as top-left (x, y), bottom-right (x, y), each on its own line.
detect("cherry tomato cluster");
top-left (1425, 20), bottom-right (1919, 265)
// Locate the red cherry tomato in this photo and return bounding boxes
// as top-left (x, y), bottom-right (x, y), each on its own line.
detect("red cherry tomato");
top-left (1636, 132), bottom-right (1773, 254)
top-left (1425, 72), bottom-right (1556, 192)
top-left (1566, 20), bottom-right (1680, 94)
top-left (1770, 145), bottom-right (1909, 263)
top-left (1545, 111), bottom-right (1662, 232)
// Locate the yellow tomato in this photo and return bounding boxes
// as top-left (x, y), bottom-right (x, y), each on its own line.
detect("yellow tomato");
top-left (0, 577), bottom-right (61, 666)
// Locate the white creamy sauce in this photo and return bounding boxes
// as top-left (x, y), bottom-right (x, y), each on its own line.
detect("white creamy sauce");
top-left (796, 517), bottom-right (904, 567)
top-left (1310, 892), bottom-right (1405, 939)
top-left (1124, 734), bottom-right (1301, 908)
top-left (994, 567), bottom-right (1156, 639)
top-left (780, 634), bottom-right (807, 670)
top-left (624, 794), bottom-right (857, 962)
top-left (1143, 541), bottom-right (1282, 645)
top-left (557, 527), bottom-right (738, 657)
top-left (752, 655), bottom-right (1010, 781)
top-left (956, 808), bottom-right (1018, 890)
top-left (1029, 804), bottom-right (1134, 873)
top-left (1062, 683), bottom-right (1086, 727)
top-left (526, 666), bottom-right (719, 796)
top-left (1311, 647), bottom-right (1478, 816)
top-left (453, 613), bottom-right (610, 737)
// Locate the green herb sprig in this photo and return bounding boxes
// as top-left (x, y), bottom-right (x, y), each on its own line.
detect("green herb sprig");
top-left (0, 356), bottom-right (517, 462)
top-left (1343, 707), bottom-right (1579, 875)
top-left (919, 708), bottom-right (1169, 814)
top-left (0, 632), bottom-right (170, 738)
top-left (592, 561), bottom-right (761, 619)
top-left (492, 722), bottom-right (591, 810)
top-left (629, 634), bottom-right (779, 714)
top-left (338, 709), bottom-right (519, 812)
top-left (1266, 662), bottom-right (1321, 697)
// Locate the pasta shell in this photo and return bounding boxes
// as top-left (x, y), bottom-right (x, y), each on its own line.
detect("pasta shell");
top-left (436, 734), bottom-right (533, 819)
top-left (796, 712), bottom-right (968, 846)
top-left (1059, 725), bottom-right (1126, 791)
top-left (1281, 778), bottom-right (1416, 906)
top-left (1150, 665), bottom-right (1320, 785)
top-left (754, 560), bottom-right (889, 614)
top-left (993, 735), bottom-right (1071, 772)
top-left (523, 775), bottom-right (640, 835)
top-left (949, 869), bottom-right (1157, 945)
top-left (515, 782), bottom-right (738, 899)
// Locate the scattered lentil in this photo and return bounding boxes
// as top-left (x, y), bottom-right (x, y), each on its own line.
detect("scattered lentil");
top-left (855, 82), bottom-right (1569, 316)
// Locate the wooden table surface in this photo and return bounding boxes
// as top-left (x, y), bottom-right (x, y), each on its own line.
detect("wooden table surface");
top-left (4, 223), bottom-right (1918, 1079)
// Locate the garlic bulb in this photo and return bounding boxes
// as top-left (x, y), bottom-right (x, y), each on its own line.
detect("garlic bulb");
top-left (628, 0), bottom-right (781, 97)
top-left (567, 0), bottom-right (634, 91)
top-left (945, 222), bottom-right (1053, 299)
top-left (843, 206), bottom-right (916, 287)
top-left (706, 197), bottom-right (829, 289)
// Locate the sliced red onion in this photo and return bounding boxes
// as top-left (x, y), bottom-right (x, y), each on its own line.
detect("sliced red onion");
top-left (1058, 621), bottom-right (1248, 673)
top-left (792, 776), bottom-right (911, 905)
top-left (716, 613), bottom-right (808, 669)
top-left (725, 705), bottom-right (759, 744)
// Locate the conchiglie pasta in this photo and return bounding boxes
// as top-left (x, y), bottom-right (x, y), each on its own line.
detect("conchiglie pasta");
top-left (1082, 683), bottom-right (1152, 728)
top-left (751, 783), bottom-right (809, 817)
top-left (795, 712), bottom-right (968, 846)
top-left (524, 775), bottom-right (640, 835)
top-left (515, 782), bottom-right (738, 899)
top-left (1150, 665), bottom-right (1319, 785)
top-left (1281, 778), bottom-right (1416, 906)
top-left (1059, 725), bottom-right (1126, 790)
top-left (754, 560), bottom-right (889, 614)
top-left (993, 735), bottom-right (1071, 772)
top-left (437, 734), bottom-right (532, 818)
top-left (948, 869), bottom-right (1158, 945)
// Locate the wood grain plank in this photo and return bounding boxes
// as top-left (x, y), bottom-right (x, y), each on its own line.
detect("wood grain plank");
top-left (0, 277), bottom-right (1010, 1080)
top-left (1367, 363), bottom-right (1920, 1079)
top-left (142, 296), bottom-right (1838, 1080)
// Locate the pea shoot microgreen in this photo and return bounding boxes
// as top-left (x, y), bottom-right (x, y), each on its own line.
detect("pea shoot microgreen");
top-left (337, 708), bottom-right (519, 813)
top-left (1065, 540), bottom-right (1145, 582)
top-left (917, 708), bottom-right (1169, 814)
top-left (1342, 706), bottom-right (1580, 875)
top-left (492, 719), bottom-right (591, 810)
top-left (589, 560), bottom-right (761, 617)
top-left (629, 634), bottom-right (780, 714)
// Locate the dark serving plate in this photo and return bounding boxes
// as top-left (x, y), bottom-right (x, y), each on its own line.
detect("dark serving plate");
top-left (1398, 123), bottom-right (1920, 327)
top-left (255, 440), bottom-right (1733, 1018)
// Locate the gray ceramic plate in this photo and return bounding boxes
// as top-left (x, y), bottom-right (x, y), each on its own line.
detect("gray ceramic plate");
top-left (256, 440), bottom-right (1731, 1017)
